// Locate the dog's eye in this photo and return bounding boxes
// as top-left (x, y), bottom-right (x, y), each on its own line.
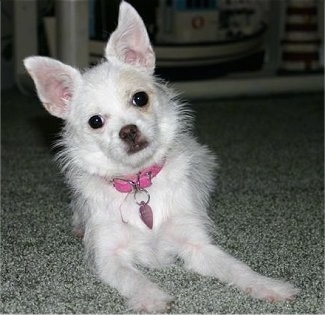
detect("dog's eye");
top-left (88, 115), bottom-right (105, 129)
top-left (132, 91), bottom-right (149, 107)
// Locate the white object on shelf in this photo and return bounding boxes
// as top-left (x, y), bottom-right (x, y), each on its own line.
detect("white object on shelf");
top-left (90, 34), bottom-right (265, 67)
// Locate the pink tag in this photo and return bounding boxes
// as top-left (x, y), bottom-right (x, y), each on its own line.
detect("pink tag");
top-left (139, 202), bottom-right (153, 229)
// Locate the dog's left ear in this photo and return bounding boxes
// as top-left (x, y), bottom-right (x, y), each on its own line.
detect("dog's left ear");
top-left (105, 1), bottom-right (155, 74)
top-left (23, 56), bottom-right (82, 119)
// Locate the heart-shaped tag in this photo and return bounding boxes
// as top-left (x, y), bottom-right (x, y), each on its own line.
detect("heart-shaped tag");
top-left (139, 202), bottom-right (153, 229)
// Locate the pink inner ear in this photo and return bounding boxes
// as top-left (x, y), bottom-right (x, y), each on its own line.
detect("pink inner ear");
top-left (124, 49), bottom-right (148, 67)
top-left (41, 75), bottom-right (73, 117)
top-left (124, 49), bottom-right (138, 64)
top-left (62, 87), bottom-right (72, 101)
top-left (46, 76), bottom-right (72, 103)
top-left (124, 48), bottom-right (154, 70)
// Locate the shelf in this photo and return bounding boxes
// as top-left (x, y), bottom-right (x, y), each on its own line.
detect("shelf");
top-left (172, 73), bottom-right (323, 99)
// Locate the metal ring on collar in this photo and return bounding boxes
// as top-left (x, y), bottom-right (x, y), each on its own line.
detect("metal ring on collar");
top-left (134, 188), bottom-right (150, 205)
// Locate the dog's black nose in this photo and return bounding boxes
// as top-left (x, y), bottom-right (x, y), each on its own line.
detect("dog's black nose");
top-left (119, 124), bottom-right (138, 142)
top-left (119, 124), bottom-right (148, 154)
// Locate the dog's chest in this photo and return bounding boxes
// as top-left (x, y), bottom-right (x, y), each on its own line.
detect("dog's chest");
top-left (78, 158), bottom-right (191, 230)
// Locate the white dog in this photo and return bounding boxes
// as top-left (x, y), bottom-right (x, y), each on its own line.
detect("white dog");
top-left (24, 1), bottom-right (299, 312)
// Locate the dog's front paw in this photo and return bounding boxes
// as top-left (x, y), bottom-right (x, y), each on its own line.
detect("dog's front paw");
top-left (245, 277), bottom-right (299, 302)
top-left (128, 286), bottom-right (173, 313)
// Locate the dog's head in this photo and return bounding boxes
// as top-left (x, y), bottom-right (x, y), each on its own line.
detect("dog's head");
top-left (24, 2), bottom-right (184, 177)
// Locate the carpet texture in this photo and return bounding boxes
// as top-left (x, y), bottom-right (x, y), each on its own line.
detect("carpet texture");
top-left (1, 87), bottom-right (324, 314)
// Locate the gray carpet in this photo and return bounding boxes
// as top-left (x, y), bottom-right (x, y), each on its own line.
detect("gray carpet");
top-left (1, 87), bottom-right (324, 314)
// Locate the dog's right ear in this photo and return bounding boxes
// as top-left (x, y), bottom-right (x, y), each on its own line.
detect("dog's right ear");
top-left (23, 56), bottom-right (82, 119)
top-left (105, 1), bottom-right (155, 74)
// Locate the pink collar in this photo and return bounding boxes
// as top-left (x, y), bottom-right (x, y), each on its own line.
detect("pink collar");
top-left (112, 162), bottom-right (164, 193)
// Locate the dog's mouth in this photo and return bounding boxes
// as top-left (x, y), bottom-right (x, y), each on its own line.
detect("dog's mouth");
top-left (127, 140), bottom-right (149, 154)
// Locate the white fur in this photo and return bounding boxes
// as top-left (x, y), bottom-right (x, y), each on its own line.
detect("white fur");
top-left (24, 1), bottom-right (299, 312)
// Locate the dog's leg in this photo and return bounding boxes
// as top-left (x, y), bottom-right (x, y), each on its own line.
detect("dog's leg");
top-left (85, 225), bottom-right (172, 312)
top-left (71, 205), bottom-right (85, 240)
top-left (173, 221), bottom-right (299, 301)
